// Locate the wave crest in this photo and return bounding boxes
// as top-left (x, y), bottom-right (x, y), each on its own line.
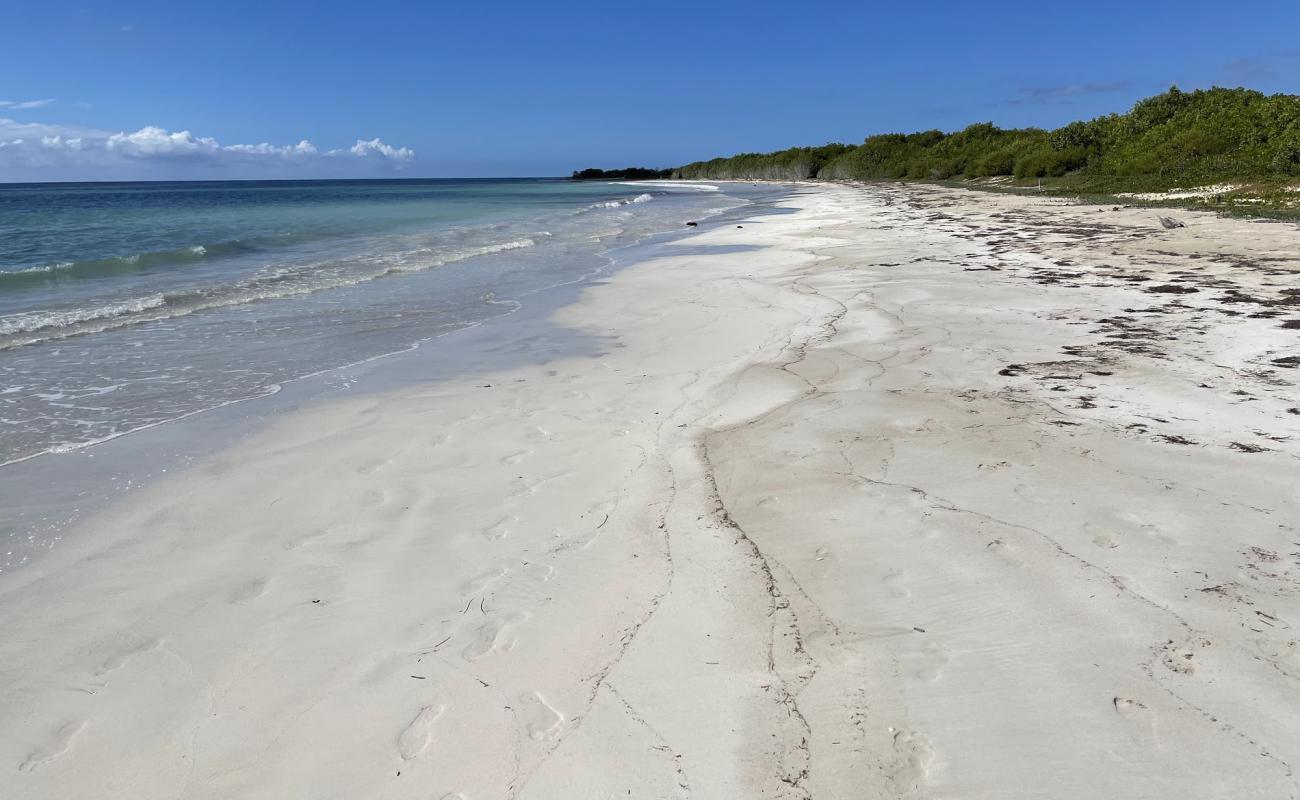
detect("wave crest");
top-left (0, 294), bottom-right (167, 337)
top-left (0, 235), bottom-right (548, 350)
top-left (585, 193), bottom-right (656, 211)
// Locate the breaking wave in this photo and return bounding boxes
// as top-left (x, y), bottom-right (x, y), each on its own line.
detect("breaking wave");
top-left (584, 193), bottom-right (657, 211)
top-left (0, 237), bottom-right (545, 350)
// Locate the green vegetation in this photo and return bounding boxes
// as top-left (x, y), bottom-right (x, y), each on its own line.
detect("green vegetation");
top-left (671, 144), bottom-right (855, 181)
top-left (672, 87), bottom-right (1300, 213)
top-left (571, 167), bottom-right (673, 180)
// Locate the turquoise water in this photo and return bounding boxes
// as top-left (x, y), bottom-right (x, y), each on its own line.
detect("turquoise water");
top-left (0, 178), bottom-right (741, 464)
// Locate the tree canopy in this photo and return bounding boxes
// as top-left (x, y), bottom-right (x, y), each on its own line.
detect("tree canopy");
top-left (673, 87), bottom-right (1300, 188)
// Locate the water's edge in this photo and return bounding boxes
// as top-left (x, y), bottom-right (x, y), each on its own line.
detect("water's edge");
top-left (0, 182), bottom-right (797, 575)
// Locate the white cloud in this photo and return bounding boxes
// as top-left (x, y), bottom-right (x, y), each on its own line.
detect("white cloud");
top-left (0, 117), bottom-right (416, 180)
top-left (226, 139), bottom-right (318, 157)
top-left (106, 126), bottom-right (221, 158)
top-left (340, 137), bottom-right (415, 162)
top-left (0, 99), bottom-right (56, 110)
top-left (41, 135), bottom-right (84, 151)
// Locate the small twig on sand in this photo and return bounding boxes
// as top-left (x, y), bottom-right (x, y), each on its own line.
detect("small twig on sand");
top-left (417, 636), bottom-right (452, 655)
top-left (461, 597), bottom-right (474, 614)
top-left (479, 597), bottom-right (487, 614)
top-left (597, 514), bottom-right (609, 529)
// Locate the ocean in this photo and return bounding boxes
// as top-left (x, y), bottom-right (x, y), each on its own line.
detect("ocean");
top-left (0, 178), bottom-right (745, 468)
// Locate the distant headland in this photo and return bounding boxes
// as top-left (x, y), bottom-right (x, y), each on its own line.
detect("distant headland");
top-left (571, 167), bottom-right (673, 181)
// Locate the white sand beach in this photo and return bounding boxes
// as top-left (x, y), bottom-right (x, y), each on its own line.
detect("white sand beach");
top-left (3, 183), bottom-right (1299, 799)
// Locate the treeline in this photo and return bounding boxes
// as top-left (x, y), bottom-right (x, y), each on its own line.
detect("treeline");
top-left (571, 167), bottom-right (673, 180)
top-left (673, 87), bottom-right (1300, 187)
top-left (673, 144), bottom-right (856, 181)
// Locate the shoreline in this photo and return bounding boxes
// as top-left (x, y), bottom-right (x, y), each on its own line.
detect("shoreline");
top-left (0, 185), bottom-right (773, 575)
top-left (3, 183), bottom-right (1298, 798)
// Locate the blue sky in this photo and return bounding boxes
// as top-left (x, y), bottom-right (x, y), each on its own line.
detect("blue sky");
top-left (2, 0), bottom-right (1298, 180)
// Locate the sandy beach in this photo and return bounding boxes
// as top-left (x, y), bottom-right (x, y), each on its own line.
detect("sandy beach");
top-left (3, 182), bottom-right (1299, 799)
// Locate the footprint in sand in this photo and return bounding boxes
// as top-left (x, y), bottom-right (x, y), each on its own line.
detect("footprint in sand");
top-left (914, 641), bottom-right (949, 683)
top-left (882, 568), bottom-right (910, 598)
top-left (521, 562), bottom-right (556, 582)
top-left (515, 471), bottom-right (573, 497)
top-left (462, 613), bottom-right (528, 662)
top-left (380, 484), bottom-right (419, 511)
top-left (1011, 481), bottom-right (1050, 505)
top-left (96, 637), bottom-right (161, 677)
top-left (283, 528), bottom-right (327, 554)
top-left (809, 547), bottom-right (836, 579)
top-left (482, 516), bottom-right (516, 541)
top-left (459, 565), bottom-right (512, 594)
top-left (986, 538), bottom-right (1023, 567)
top-left (527, 426), bottom-right (557, 442)
top-left (19, 721), bottom-right (86, 772)
top-left (1084, 523), bottom-right (1119, 549)
top-left (1113, 696), bottom-right (1159, 747)
top-left (229, 577), bottom-right (270, 604)
top-left (1254, 638), bottom-right (1297, 661)
top-left (397, 704), bottom-right (445, 760)
top-left (355, 457), bottom-right (392, 476)
top-left (1138, 523), bottom-right (1177, 546)
top-left (518, 691), bottom-right (564, 740)
top-left (500, 449), bottom-right (532, 466)
top-left (587, 497), bottom-right (617, 517)
top-left (885, 728), bottom-right (934, 796)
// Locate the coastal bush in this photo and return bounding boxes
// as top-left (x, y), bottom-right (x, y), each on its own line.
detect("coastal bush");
top-left (674, 86), bottom-right (1300, 189)
top-left (966, 148), bottom-right (1016, 177)
top-left (1014, 146), bottom-right (1089, 179)
top-left (674, 144), bottom-right (854, 181)
top-left (1271, 132), bottom-right (1300, 175)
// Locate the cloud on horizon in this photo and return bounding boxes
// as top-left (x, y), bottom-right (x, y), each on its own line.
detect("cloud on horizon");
top-left (1010, 81), bottom-right (1132, 106)
top-left (0, 117), bottom-right (415, 181)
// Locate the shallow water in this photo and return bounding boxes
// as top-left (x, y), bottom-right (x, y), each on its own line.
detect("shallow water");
top-left (0, 178), bottom-right (738, 466)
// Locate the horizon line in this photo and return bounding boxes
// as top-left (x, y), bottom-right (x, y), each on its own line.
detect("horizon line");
top-left (0, 175), bottom-right (604, 187)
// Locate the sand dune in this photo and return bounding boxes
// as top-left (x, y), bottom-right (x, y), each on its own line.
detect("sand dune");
top-left (2, 184), bottom-right (1297, 798)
